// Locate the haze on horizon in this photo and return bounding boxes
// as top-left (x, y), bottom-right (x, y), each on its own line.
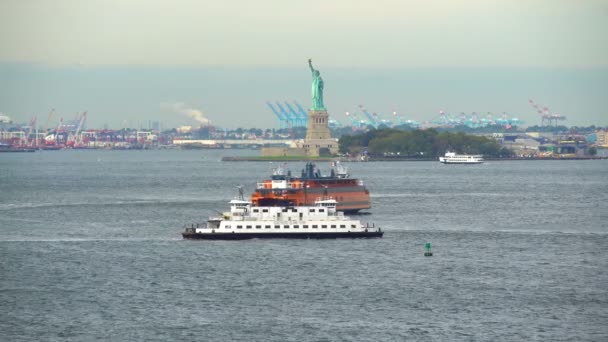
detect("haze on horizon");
top-left (1, 0), bottom-right (607, 128)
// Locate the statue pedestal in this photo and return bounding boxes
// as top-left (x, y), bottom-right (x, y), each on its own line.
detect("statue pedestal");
top-left (303, 109), bottom-right (337, 156)
top-left (305, 110), bottom-right (331, 140)
top-left (302, 138), bottom-right (338, 157)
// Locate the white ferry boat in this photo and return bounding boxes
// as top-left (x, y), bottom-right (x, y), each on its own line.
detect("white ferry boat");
top-left (182, 194), bottom-right (382, 240)
top-left (439, 152), bottom-right (484, 164)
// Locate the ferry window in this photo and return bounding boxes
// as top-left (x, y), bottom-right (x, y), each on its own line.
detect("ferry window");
top-left (291, 209), bottom-right (297, 212)
top-left (322, 225), bottom-right (327, 228)
top-left (275, 225), bottom-right (280, 229)
top-left (282, 209), bottom-right (288, 212)
top-left (255, 225), bottom-right (262, 229)
top-left (340, 225), bottom-right (346, 228)
top-left (265, 225), bottom-right (271, 229)
top-left (237, 225), bottom-right (243, 229)
top-left (319, 209), bottom-right (325, 212)
top-left (303, 225), bottom-right (309, 228)
top-left (246, 225), bottom-right (252, 229)
top-left (310, 209), bottom-right (315, 212)
top-left (351, 225), bottom-right (356, 228)
top-left (331, 225), bottom-right (336, 228)
top-left (226, 225), bottom-right (231, 229)
top-left (262, 209), bottom-right (269, 213)
top-left (293, 225), bottom-right (299, 228)
top-left (312, 225), bottom-right (318, 228)
top-left (253, 209), bottom-right (259, 213)
top-left (284, 225), bottom-right (289, 229)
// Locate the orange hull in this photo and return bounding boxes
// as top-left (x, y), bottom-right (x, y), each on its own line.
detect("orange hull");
top-left (251, 179), bottom-right (371, 213)
top-left (251, 162), bottom-right (372, 213)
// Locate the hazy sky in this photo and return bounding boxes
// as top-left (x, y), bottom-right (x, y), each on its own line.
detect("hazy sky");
top-left (1, 0), bottom-right (607, 128)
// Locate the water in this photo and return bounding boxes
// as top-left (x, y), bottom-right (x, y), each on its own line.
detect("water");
top-left (1, 150), bottom-right (607, 341)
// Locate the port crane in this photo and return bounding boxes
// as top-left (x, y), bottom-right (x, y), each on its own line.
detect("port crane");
top-left (528, 99), bottom-right (566, 126)
top-left (344, 111), bottom-right (356, 126)
top-left (20, 116), bottom-right (37, 146)
top-left (358, 105), bottom-right (379, 127)
top-left (433, 109), bottom-right (449, 126)
top-left (42, 109), bottom-right (55, 141)
top-left (266, 100), bottom-right (311, 129)
top-left (67, 111), bottom-right (87, 147)
top-left (392, 111), bottom-right (404, 125)
top-left (266, 102), bottom-right (287, 129)
top-left (394, 111), bottom-right (414, 127)
top-left (345, 111), bottom-right (367, 128)
top-left (293, 101), bottom-right (309, 126)
top-left (284, 102), bottom-right (305, 127)
top-left (46, 118), bottom-right (64, 146)
top-left (275, 102), bottom-right (298, 128)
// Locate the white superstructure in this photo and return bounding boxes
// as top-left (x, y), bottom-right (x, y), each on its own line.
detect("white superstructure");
top-left (439, 152), bottom-right (484, 164)
top-left (183, 197), bottom-right (381, 239)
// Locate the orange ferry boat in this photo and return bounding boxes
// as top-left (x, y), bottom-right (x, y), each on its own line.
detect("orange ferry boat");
top-left (250, 162), bottom-right (371, 213)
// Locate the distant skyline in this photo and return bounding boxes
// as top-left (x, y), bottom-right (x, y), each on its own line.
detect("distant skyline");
top-left (1, 1), bottom-right (607, 128)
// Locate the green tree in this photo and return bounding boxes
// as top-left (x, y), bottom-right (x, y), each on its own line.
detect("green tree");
top-left (588, 146), bottom-right (598, 156)
top-left (338, 128), bottom-right (510, 158)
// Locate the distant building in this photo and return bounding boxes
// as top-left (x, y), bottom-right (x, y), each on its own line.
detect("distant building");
top-left (596, 129), bottom-right (608, 147)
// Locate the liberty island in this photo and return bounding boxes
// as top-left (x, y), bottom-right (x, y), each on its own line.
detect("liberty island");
top-left (261, 59), bottom-right (338, 158)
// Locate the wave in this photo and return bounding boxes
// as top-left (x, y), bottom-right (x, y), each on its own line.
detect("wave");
top-left (0, 198), bottom-right (226, 211)
top-left (0, 237), bottom-right (182, 243)
top-left (380, 227), bottom-right (608, 235)
top-left (371, 192), bottom-right (516, 198)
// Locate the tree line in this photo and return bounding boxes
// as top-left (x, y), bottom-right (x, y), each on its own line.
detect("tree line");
top-left (338, 129), bottom-right (513, 158)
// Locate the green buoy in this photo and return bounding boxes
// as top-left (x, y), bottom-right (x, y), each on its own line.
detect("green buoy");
top-left (424, 242), bottom-right (433, 256)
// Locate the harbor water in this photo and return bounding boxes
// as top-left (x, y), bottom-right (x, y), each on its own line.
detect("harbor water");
top-left (1, 150), bottom-right (607, 341)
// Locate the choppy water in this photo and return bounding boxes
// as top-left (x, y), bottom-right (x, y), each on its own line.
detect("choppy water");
top-left (1, 150), bottom-right (607, 341)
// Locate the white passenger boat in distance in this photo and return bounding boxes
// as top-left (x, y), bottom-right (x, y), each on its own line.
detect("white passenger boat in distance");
top-left (439, 152), bottom-right (484, 164)
top-left (182, 191), bottom-right (382, 240)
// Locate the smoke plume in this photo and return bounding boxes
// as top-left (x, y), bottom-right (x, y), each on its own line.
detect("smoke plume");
top-left (161, 102), bottom-right (210, 125)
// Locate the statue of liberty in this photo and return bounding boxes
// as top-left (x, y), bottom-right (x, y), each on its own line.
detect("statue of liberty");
top-left (308, 59), bottom-right (325, 110)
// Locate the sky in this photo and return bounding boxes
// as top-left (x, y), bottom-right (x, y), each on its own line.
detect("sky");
top-left (1, 0), bottom-right (607, 128)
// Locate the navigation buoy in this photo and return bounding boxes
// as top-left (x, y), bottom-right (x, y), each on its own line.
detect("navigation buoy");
top-left (424, 242), bottom-right (433, 257)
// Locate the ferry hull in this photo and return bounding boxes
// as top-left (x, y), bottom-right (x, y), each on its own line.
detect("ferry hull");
top-left (252, 187), bottom-right (371, 213)
top-left (182, 231), bottom-right (383, 240)
top-left (251, 162), bottom-right (371, 213)
top-left (439, 161), bottom-right (484, 164)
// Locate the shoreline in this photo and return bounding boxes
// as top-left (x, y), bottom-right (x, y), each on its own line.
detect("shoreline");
top-left (221, 156), bottom-right (338, 162)
top-left (222, 156), bottom-right (608, 162)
